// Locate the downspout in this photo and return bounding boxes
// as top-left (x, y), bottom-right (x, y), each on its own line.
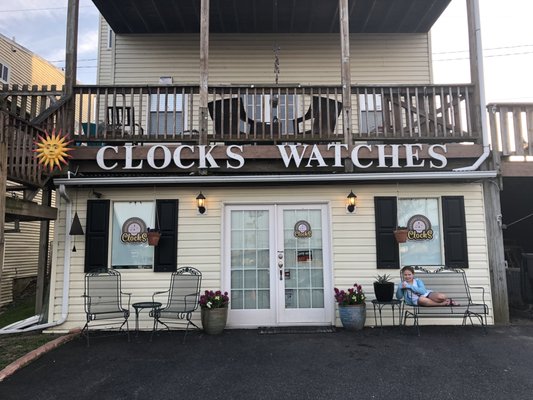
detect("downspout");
top-left (453, 0), bottom-right (490, 172)
top-left (0, 185), bottom-right (72, 334)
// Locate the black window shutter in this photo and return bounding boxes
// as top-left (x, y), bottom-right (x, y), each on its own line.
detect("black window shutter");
top-left (442, 196), bottom-right (469, 268)
top-left (154, 199), bottom-right (179, 272)
top-left (375, 197), bottom-right (399, 269)
top-left (84, 200), bottom-right (110, 273)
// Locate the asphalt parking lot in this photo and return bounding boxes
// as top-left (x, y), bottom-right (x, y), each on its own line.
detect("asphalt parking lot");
top-left (1, 323), bottom-right (532, 400)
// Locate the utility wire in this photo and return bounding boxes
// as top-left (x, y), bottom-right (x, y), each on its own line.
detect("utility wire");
top-left (434, 51), bottom-right (533, 62)
top-left (0, 6), bottom-right (93, 13)
top-left (434, 44), bottom-right (533, 55)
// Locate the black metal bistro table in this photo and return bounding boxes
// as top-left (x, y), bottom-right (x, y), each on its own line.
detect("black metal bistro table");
top-left (132, 301), bottom-right (162, 334)
top-left (371, 299), bottom-right (402, 331)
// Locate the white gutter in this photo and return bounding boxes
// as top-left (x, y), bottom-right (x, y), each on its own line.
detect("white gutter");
top-left (54, 170), bottom-right (497, 187)
top-left (454, 0), bottom-right (490, 172)
top-left (0, 185), bottom-right (72, 334)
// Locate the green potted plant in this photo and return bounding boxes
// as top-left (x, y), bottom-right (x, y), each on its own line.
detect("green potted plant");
top-left (199, 290), bottom-right (230, 335)
top-left (373, 274), bottom-right (395, 302)
top-left (334, 283), bottom-right (366, 331)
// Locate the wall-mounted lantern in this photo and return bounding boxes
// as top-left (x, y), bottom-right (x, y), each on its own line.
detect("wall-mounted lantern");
top-left (346, 190), bottom-right (357, 214)
top-left (196, 192), bottom-right (206, 215)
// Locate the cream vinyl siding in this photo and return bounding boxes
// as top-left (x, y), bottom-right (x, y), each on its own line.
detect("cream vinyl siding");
top-left (97, 18), bottom-right (114, 85)
top-left (47, 183), bottom-right (492, 332)
top-left (98, 33), bottom-right (431, 85)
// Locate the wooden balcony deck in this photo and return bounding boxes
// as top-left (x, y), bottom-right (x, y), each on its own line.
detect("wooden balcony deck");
top-left (55, 83), bottom-right (478, 146)
top-left (0, 83), bottom-right (482, 176)
top-left (489, 102), bottom-right (533, 177)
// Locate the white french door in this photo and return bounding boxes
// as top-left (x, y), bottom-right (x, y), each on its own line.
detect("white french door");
top-left (224, 204), bottom-right (332, 328)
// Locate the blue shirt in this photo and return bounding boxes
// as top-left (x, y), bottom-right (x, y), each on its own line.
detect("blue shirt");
top-left (396, 278), bottom-right (429, 305)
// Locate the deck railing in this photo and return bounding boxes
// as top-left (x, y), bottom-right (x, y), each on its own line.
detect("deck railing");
top-left (0, 110), bottom-right (47, 188)
top-left (488, 103), bottom-right (533, 157)
top-left (354, 84), bottom-right (476, 142)
top-left (1, 84), bottom-right (480, 146)
top-left (0, 84), bottom-right (63, 121)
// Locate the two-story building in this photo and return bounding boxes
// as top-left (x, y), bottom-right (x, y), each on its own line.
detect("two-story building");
top-left (3, 0), bottom-right (510, 332)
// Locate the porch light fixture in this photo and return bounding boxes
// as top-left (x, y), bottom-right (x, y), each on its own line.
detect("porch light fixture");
top-left (196, 192), bottom-right (206, 215)
top-left (346, 190), bottom-right (357, 214)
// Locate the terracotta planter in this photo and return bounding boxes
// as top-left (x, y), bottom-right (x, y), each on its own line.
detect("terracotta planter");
top-left (201, 307), bottom-right (228, 335)
top-left (393, 229), bottom-right (408, 243)
top-left (147, 231), bottom-right (161, 246)
top-left (338, 304), bottom-right (366, 331)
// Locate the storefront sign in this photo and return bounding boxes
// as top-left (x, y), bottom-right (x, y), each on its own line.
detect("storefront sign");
top-left (121, 217), bottom-right (148, 244)
top-left (406, 214), bottom-right (434, 241)
top-left (96, 143), bottom-right (448, 171)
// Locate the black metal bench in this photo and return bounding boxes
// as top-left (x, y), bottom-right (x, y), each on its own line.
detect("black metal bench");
top-left (400, 266), bottom-right (489, 335)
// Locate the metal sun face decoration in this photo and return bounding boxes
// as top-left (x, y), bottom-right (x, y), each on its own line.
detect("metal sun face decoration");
top-left (34, 129), bottom-right (73, 171)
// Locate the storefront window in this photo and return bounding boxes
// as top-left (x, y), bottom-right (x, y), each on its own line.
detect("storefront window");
top-left (398, 198), bottom-right (443, 266)
top-left (111, 201), bottom-right (155, 269)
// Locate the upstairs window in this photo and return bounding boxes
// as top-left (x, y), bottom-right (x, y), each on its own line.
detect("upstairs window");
top-left (107, 27), bottom-right (114, 49)
top-left (359, 94), bottom-right (383, 134)
top-left (148, 93), bottom-right (186, 135)
top-left (243, 94), bottom-right (298, 134)
top-left (0, 62), bottom-right (9, 84)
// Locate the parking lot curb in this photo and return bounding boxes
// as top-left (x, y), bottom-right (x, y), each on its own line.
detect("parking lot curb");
top-left (0, 328), bottom-right (81, 382)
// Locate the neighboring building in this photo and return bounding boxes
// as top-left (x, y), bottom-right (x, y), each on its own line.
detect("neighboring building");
top-left (0, 33), bottom-right (63, 307)
top-left (15, 0), bottom-right (509, 332)
top-left (0, 33), bottom-right (64, 88)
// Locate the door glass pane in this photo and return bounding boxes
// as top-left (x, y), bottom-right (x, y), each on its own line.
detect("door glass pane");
top-left (230, 210), bottom-right (270, 310)
top-left (283, 209), bottom-right (324, 309)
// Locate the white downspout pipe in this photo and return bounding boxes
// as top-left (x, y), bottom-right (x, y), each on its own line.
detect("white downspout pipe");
top-left (454, 0), bottom-right (490, 172)
top-left (0, 185), bottom-right (73, 334)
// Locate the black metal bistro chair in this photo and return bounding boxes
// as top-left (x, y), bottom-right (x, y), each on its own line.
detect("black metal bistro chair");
top-left (295, 95), bottom-right (343, 136)
top-left (150, 266), bottom-right (202, 342)
top-left (82, 270), bottom-right (131, 346)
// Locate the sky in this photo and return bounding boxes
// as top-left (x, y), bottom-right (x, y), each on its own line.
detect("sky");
top-left (1, 0), bottom-right (532, 103)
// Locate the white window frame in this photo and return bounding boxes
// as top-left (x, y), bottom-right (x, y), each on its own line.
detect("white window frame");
top-left (110, 201), bottom-right (155, 270)
top-left (397, 197), bottom-right (444, 267)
